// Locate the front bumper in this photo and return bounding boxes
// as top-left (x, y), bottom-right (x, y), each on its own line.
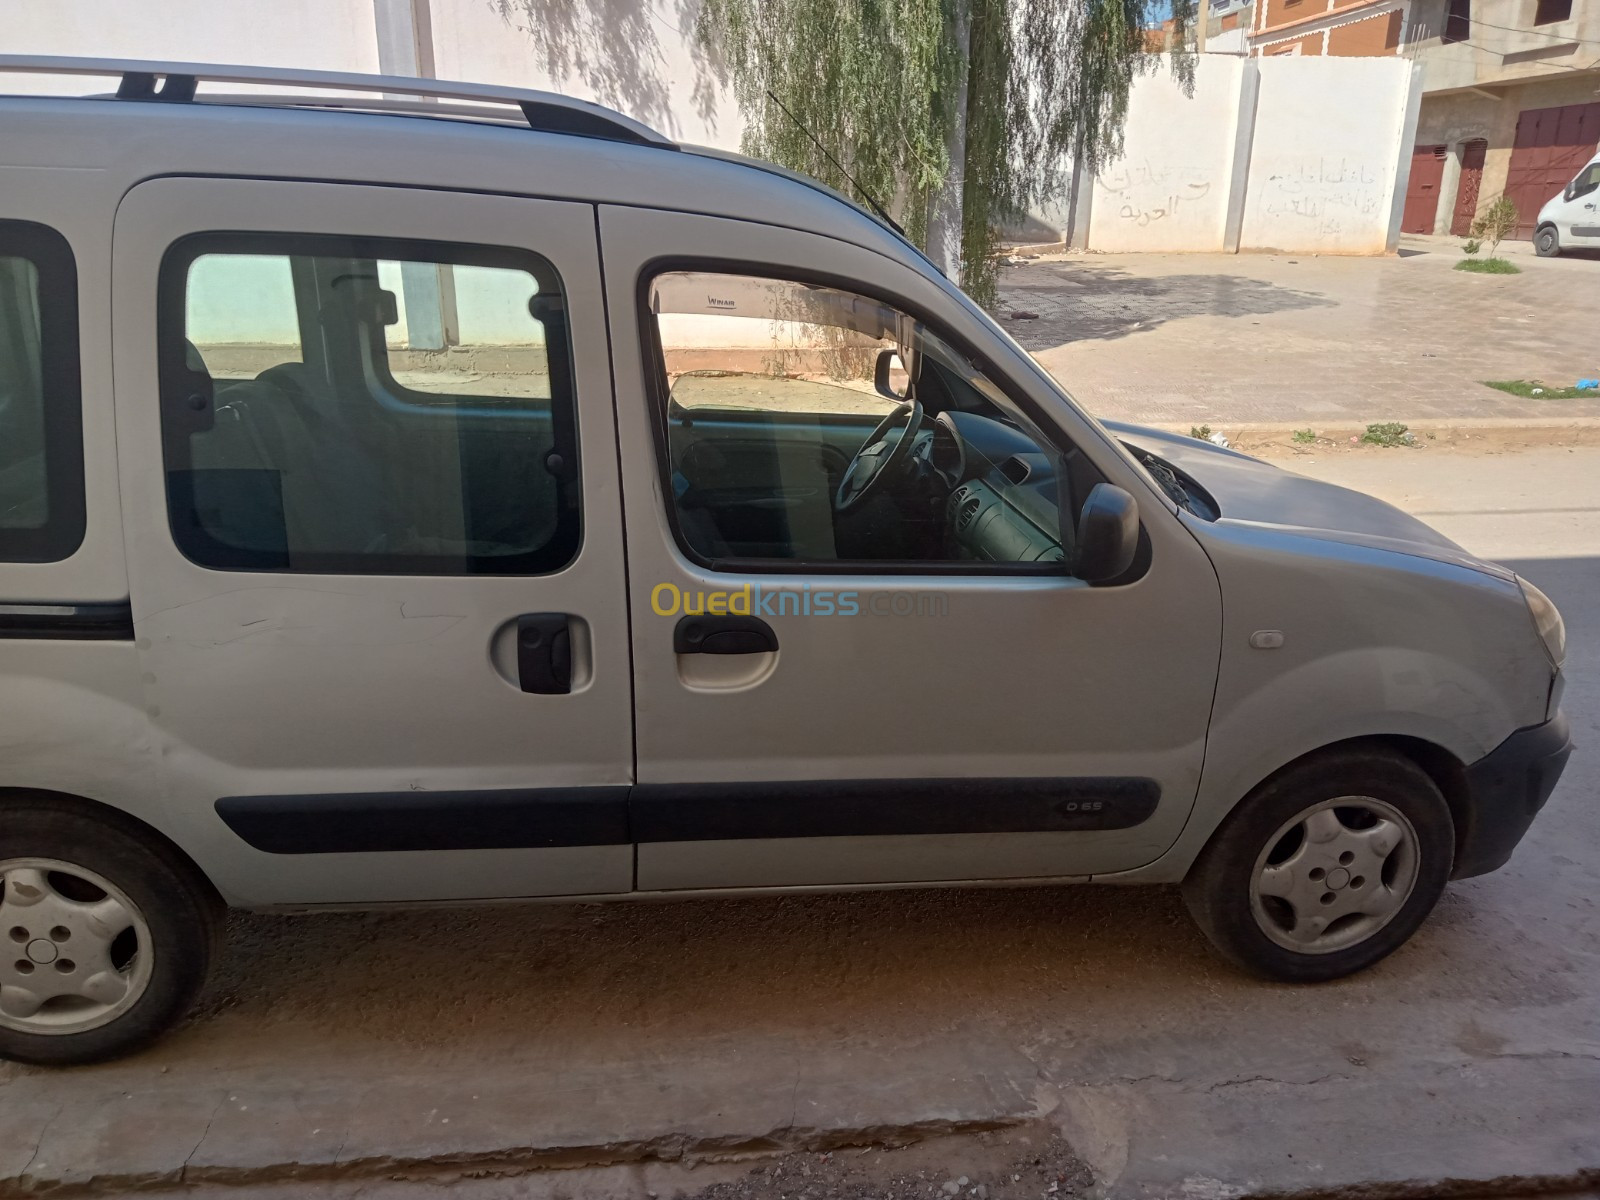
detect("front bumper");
top-left (1452, 711), bottom-right (1573, 879)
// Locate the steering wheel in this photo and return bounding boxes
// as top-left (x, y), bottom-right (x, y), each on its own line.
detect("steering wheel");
top-left (834, 399), bottom-right (924, 515)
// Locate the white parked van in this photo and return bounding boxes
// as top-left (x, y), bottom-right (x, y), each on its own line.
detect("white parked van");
top-left (1535, 152), bottom-right (1600, 256)
top-left (0, 57), bottom-right (1573, 1065)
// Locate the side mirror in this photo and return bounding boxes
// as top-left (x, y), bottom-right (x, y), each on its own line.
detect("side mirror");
top-left (874, 348), bottom-right (907, 399)
top-left (1074, 483), bottom-right (1139, 583)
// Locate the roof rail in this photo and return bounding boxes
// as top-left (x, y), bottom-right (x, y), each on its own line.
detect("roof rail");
top-left (0, 54), bottom-right (675, 148)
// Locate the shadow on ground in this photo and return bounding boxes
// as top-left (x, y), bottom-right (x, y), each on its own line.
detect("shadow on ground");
top-left (998, 261), bottom-right (1335, 348)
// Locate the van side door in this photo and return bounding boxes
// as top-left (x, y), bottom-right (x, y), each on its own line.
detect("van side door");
top-left (112, 178), bottom-right (634, 906)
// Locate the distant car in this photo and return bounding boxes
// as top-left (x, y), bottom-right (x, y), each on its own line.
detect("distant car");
top-left (0, 55), bottom-right (1573, 1066)
top-left (1535, 152), bottom-right (1600, 256)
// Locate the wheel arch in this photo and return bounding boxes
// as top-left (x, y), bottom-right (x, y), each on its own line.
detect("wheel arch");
top-left (1237, 735), bottom-right (1471, 870)
top-left (1100, 732), bottom-right (1474, 884)
top-left (0, 786), bottom-right (224, 909)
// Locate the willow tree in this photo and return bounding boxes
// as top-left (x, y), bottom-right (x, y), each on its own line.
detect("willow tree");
top-left (694, 0), bottom-right (1193, 305)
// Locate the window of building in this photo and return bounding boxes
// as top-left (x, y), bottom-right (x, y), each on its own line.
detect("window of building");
top-left (1534, 0), bottom-right (1570, 24)
top-left (1442, 0), bottom-right (1470, 42)
top-left (160, 234), bottom-right (581, 575)
top-left (646, 271), bottom-right (1088, 571)
top-left (0, 221), bottom-right (85, 563)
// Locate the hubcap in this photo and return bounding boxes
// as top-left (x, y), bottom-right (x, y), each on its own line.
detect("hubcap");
top-left (0, 858), bottom-right (153, 1035)
top-left (1248, 797), bottom-right (1420, 955)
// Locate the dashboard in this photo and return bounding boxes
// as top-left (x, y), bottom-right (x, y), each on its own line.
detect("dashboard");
top-left (913, 410), bottom-right (1218, 565)
top-left (925, 411), bottom-right (1069, 564)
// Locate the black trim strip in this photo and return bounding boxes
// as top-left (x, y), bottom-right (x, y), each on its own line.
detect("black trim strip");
top-left (216, 777), bottom-right (1161, 855)
top-left (216, 788), bottom-right (631, 855)
top-left (631, 777), bottom-right (1161, 842)
top-left (0, 602), bottom-right (134, 641)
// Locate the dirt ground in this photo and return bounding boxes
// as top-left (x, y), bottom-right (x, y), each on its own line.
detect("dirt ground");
top-left (1197, 420), bottom-right (1600, 461)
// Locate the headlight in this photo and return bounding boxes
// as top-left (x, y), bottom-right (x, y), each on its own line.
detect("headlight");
top-left (1517, 576), bottom-right (1566, 669)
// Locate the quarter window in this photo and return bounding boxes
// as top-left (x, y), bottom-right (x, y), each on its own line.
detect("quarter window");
top-left (0, 221), bottom-right (85, 563)
top-left (646, 271), bottom-right (1082, 570)
top-left (160, 235), bottom-right (580, 575)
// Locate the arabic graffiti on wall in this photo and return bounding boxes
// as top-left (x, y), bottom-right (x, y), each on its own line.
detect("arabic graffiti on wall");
top-left (1092, 158), bottom-right (1224, 247)
top-left (1248, 156), bottom-right (1386, 245)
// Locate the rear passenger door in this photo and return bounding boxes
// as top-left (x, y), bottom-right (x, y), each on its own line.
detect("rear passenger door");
top-left (111, 179), bottom-right (634, 906)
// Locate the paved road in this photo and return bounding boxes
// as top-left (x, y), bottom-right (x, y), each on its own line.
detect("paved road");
top-left (999, 238), bottom-right (1600, 427)
top-left (1, 448), bottom-right (1597, 1200)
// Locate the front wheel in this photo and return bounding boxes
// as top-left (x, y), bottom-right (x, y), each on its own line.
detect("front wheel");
top-left (1535, 226), bottom-right (1561, 257)
top-left (0, 800), bottom-right (222, 1065)
top-left (1181, 750), bottom-right (1454, 982)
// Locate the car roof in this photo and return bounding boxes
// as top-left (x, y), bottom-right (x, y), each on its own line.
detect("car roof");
top-left (0, 55), bottom-right (926, 274)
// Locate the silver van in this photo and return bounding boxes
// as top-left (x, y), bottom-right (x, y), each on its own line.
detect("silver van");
top-left (0, 56), bottom-right (1572, 1065)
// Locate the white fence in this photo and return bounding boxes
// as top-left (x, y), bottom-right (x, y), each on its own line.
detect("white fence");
top-left (1072, 55), bottom-right (1423, 255)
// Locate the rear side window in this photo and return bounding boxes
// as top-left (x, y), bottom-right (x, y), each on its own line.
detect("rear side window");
top-left (158, 234), bottom-right (580, 575)
top-left (0, 221), bottom-right (85, 562)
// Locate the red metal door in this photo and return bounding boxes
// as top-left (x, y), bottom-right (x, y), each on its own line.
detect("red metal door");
top-left (1450, 140), bottom-right (1487, 237)
top-left (1505, 103), bottom-right (1600, 238)
top-left (1402, 144), bottom-right (1447, 234)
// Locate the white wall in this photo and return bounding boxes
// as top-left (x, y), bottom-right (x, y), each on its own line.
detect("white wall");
top-left (1089, 57), bottom-right (1242, 253)
top-left (1239, 56), bottom-right (1411, 254)
top-left (1083, 53), bottom-right (1415, 254)
top-left (429, 0), bottom-right (742, 149)
top-left (1, 0), bottom-right (382, 92)
top-left (0, 0), bottom-right (741, 149)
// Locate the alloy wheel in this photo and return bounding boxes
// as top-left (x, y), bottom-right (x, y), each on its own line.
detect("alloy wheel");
top-left (1248, 797), bottom-right (1420, 955)
top-left (0, 858), bottom-right (154, 1035)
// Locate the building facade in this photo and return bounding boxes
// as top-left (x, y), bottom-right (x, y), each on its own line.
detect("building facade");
top-left (1250, 0), bottom-right (1411, 56)
top-left (1403, 0), bottom-right (1600, 237)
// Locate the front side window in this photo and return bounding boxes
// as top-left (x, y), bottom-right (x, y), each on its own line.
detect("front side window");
top-left (1570, 162), bottom-right (1600, 199)
top-left (647, 271), bottom-right (1092, 570)
top-left (1534, 0), bottom-right (1570, 23)
top-left (160, 235), bottom-right (580, 574)
top-left (0, 221), bottom-right (84, 562)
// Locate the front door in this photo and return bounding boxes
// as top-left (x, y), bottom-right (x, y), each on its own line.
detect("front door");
top-left (1402, 145), bottom-right (1446, 235)
top-left (112, 179), bottom-right (633, 906)
top-left (601, 206), bottom-right (1222, 891)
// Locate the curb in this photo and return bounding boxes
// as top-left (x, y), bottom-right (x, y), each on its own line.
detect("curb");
top-left (0, 1114), bottom-right (1023, 1198)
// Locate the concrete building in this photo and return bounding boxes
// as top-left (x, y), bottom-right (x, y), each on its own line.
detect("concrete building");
top-left (1250, 0), bottom-right (1411, 56)
top-left (1402, 0), bottom-right (1600, 238)
top-left (1204, 0), bottom-right (1257, 53)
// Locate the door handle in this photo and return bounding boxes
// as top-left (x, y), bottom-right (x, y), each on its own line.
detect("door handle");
top-left (517, 613), bottom-right (573, 694)
top-left (674, 614), bottom-right (779, 655)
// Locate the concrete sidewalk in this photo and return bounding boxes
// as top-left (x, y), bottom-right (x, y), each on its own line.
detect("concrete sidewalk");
top-left (1001, 237), bottom-right (1600, 427)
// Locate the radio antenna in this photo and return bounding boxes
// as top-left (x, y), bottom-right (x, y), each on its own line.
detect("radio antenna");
top-left (764, 88), bottom-right (906, 237)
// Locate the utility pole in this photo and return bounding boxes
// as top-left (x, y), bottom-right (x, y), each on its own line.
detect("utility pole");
top-left (372, 0), bottom-right (458, 352)
top-left (1196, 0), bottom-right (1211, 52)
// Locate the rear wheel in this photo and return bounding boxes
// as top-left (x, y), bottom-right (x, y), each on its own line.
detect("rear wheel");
top-left (1182, 750), bottom-right (1454, 982)
top-left (0, 800), bottom-right (221, 1065)
top-left (1535, 225), bottom-right (1561, 257)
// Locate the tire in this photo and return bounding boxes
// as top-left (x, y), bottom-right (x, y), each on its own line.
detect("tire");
top-left (1535, 226), bottom-right (1560, 257)
top-left (1181, 749), bottom-right (1454, 982)
top-left (0, 799), bottom-right (222, 1065)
